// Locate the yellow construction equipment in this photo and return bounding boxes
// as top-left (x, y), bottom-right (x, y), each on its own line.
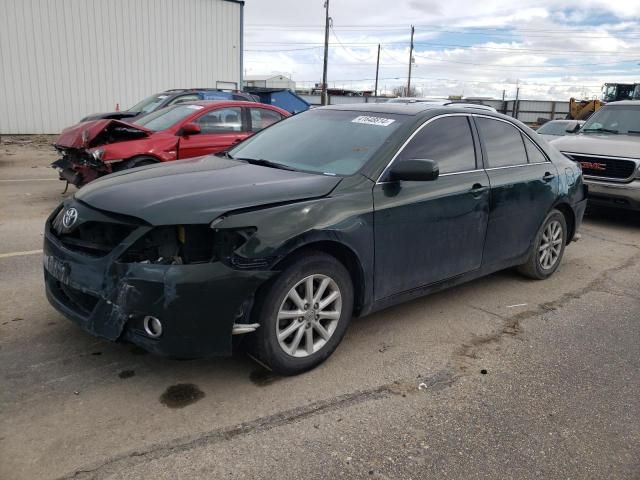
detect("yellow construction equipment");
top-left (567, 98), bottom-right (603, 120)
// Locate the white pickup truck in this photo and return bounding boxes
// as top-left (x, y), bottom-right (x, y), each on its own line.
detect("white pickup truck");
top-left (551, 100), bottom-right (640, 211)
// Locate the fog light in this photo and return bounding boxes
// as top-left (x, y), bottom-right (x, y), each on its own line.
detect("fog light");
top-left (143, 316), bottom-right (163, 338)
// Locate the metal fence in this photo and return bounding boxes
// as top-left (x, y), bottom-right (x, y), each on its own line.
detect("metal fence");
top-left (298, 95), bottom-right (570, 124)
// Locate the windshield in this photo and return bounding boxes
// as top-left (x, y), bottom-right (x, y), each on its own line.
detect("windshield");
top-left (133, 105), bottom-right (204, 131)
top-left (537, 121), bottom-right (572, 136)
top-left (128, 94), bottom-right (170, 114)
top-left (228, 109), bottom-right (407, 175)
top-left (582, 106), bottom-right (640, 135)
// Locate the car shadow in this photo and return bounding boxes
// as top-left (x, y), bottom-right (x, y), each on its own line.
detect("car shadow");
top-left (584, 205), bottom-right (640, 229)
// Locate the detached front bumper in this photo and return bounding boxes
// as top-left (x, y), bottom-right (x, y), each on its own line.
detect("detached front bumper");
top-left (585, 178), bottom-right (640, 211)
top-left (44, 217), bottom-right (276, 358)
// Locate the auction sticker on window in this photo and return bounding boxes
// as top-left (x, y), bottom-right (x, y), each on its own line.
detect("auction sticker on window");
top-left (351, 115), bottom-right (396, 126)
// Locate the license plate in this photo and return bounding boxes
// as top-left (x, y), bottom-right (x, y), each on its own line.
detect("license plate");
top-left (44, 254), bottom-right (71, 285)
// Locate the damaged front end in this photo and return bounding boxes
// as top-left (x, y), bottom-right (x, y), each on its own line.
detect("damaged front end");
top-left (43, 201), bottom-right (276, 357)
top-left (52, 120), bottom-right (151, 187)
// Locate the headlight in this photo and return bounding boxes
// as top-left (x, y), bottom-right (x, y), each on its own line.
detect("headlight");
top-left (119, 225), bottom-right (256, 265)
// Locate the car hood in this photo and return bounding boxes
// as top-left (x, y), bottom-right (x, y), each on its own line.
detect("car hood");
top-left (551, 133), bottom-right (640, 159)
top-left (75, 156), bottom-right (343, 225)
top-left (55, 119), bottom-right (152, 149)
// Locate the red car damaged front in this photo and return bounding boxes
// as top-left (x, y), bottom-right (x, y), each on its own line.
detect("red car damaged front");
top-left (52, 119), bottom-right (177, 187)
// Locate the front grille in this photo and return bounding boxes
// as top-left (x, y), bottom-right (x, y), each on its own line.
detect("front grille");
top-left (52, 221), bottom-right (135, 257)
top-left (564, 153), bottom-right (637, 180)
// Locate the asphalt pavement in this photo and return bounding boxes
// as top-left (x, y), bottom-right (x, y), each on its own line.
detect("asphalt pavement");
top-left (0, 139), bottom-right (638, 479)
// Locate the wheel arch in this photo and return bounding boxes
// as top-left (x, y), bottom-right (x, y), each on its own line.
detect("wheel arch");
top-left (552, 201), bottom-right (576, 244)
top-left (273, 240), bottom-right (367, 317)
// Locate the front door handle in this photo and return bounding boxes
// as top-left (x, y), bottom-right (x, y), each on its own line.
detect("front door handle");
top-left (469, 183), bottom-right (489, 197)
top-left (542, 172), bottom-right (556, 182)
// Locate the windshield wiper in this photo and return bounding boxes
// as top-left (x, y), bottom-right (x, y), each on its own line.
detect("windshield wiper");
top-left (215, 151), bottom-right (234, 159)
top-left (236, 157), bottom-right (296, 171)
top-left (626, 130), bottom-right (640, 135)
top-left (582, 127), bottom-right (619, 134)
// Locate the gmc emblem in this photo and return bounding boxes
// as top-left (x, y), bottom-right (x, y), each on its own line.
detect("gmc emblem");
top-left (579, 161), bottom-right (606, 171)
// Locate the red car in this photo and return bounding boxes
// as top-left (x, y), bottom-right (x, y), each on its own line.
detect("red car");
top-left (52, 101), bottom-right (290, 187)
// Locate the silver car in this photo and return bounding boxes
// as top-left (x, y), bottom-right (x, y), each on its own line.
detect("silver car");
top-left (536, 119), bottom-right (584, 142)
top-left (550, 100), bottom-right (640, 211)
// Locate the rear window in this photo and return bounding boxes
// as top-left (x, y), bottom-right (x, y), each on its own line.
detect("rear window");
top-left (476, 117), bottom-right (528, 168)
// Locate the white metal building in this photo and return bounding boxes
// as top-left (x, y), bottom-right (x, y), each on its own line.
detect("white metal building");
top-left (0, 0), bottom-right (244, 134)
top-left (245, 75), bottom-right (296, 90)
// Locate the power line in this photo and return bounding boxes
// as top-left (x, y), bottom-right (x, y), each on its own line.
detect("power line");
top-left (244, 41), bottom-right (640, 57)
top-left (246, 23), bottom-right (640, 38)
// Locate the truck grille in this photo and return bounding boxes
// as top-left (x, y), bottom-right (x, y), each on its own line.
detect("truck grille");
top-left (564, 153), bottom-right (637, 180)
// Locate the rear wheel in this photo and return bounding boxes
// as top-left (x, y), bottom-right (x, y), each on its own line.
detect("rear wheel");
top-left (250, 251), bottom-right (353, 375)
top-left (518, 209), bottom-right (567, 280)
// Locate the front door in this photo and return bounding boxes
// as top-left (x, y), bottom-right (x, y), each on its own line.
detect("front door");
top-left (473, 116), bottom-right (559, 265)
top-left (178, 106), bottom-right (250, 158)
top-left (373, 115), bottom-right (490, 300)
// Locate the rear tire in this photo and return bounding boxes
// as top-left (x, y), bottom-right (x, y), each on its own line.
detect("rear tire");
top-left (518, 209), bottom-right (567, 280)
top-left (250, 251), bottom-right (353, 375)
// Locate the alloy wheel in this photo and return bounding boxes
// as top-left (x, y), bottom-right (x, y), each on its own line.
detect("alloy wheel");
top-left (538, 220), bottom-right (563, 270)
top-left (276, 274), bottom-right (342, 358)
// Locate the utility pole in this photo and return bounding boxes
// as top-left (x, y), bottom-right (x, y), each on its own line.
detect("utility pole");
top-left (321, 0), bottom-right (331, 106)
top-left (374, 44), bottom-right (380, 97)
top-left (406, 25), bottom-right (415, 96)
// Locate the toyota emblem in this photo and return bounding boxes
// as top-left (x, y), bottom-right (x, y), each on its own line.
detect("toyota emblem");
top-left (62, 207), bottom-right (78, 229)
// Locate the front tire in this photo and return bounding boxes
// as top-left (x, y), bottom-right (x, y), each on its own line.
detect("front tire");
top-left (250, 251), bottom-right (353, 375)
top-left (518, 209), bottom-right (567, 280)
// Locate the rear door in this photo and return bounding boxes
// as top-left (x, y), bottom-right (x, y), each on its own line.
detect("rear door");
top-left (177, 106), bottom-right (250, 158)
top-left (373, 114), bottom-right (490, 299)
top-left (474, 116), bottom-right (559, 266)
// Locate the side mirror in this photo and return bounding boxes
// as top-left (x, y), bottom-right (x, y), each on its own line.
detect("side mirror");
top-left (388, 159), bottom-right (439, 182)
top-left (181, 123), bottom-right (201, 136)
top-left (566, 122), bottom-right (581, 133)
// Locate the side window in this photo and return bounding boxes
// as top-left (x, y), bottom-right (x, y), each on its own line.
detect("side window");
top-left (475, 117), bottom-right (527, 168)
top-left (396, 116), bottom-right (476, 174)
top-left (168, 94), bottom-right (200, 106)
top-left (250, 108), bottom-right (283, 132)
top-left (522, 134), bottom-right (548, 163)
top-left (194, 107), bottom-right (243, 134)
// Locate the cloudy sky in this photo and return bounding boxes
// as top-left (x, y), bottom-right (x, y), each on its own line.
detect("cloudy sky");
top-left (243, 0), bottom-right (640, 100)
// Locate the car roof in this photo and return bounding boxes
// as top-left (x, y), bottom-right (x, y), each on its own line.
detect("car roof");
top-left (603, 100), bottom-right (640, 106)
top-left (543, 119), bottom-right (580, 124)
top-left (172, 100), bottom-right (289, 115)
top-left (322, 102), bottom-right (500, 116)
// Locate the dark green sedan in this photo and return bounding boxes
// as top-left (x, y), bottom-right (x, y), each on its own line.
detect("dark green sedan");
top-left (44, 103), bottom-right (587, 375)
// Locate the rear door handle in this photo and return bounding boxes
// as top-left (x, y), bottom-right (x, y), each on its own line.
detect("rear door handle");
top-left (469, 183), bottom-right (489, 197)
top-left (543, 172), bottom-right (555, 182)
